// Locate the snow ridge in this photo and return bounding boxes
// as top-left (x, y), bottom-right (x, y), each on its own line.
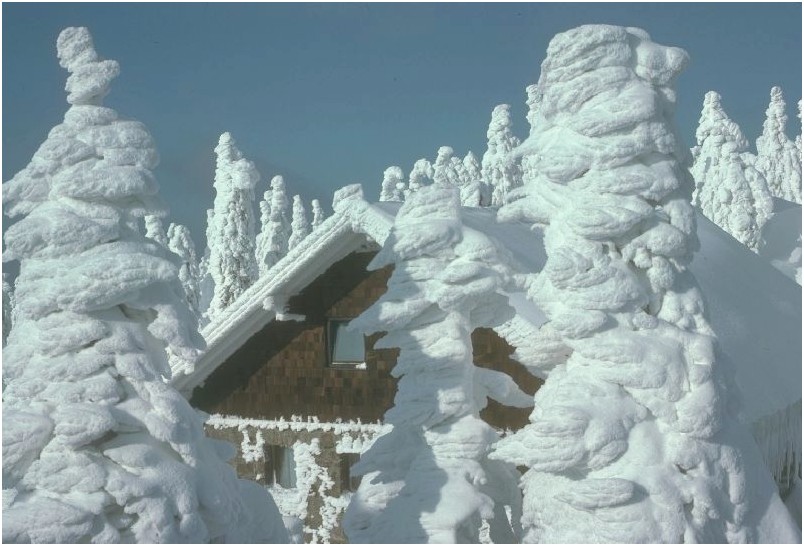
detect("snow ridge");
top-left (495, 24), bottom-right (798, 543)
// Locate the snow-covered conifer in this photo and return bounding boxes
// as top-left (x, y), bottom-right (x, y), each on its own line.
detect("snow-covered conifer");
top-left (2, 273), bottom-right (14, 347)
top-left (255, 175), bottom-right (290, 275)
top-left (463, 151), bottom-right (490, 206)
top-left (432, 146), bottom-right (458, 188)
top-left (406, 158), bottom-right (433, 196)
top-left (525, 83), bottom-right (541, 136)
top-left (288, 195), bottom-right (310, 251)
top-left (343, 185), bottom-right (531, 543)
top-left (756, 86), bottom-right (802, 203)
top-left (495, 25), bottom-right (799, 543)
top-left (691, 91), bottom-right (773, 251)
top-left (482, 104), bottom-right (523, 206)
top-left (205, 132), bottom-right (260, 322)
top-left (311, 198), bottom-right (326, 229)
top-left (144, 214), bottom-right (168, 247)
top-left (167, 223), bottom-right (201, 315)
top-left (379, 166), bottom-right (405, 202)
top-left (1, 27), bottom-right (286, 543)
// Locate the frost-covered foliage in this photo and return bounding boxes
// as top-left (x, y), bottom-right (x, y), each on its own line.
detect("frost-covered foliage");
top-left (379, 166), bottom-right (405, 202)
top-left (255, 175), bottom-right (291, 276)
top-left (167, 223), bottom-right (201, 315)
top-left (311, 199), bottom-right (326, 230)
top-left (1, 27), bottom-right (287, 543)
top-left (463, 151), bottom-right (490, 206)
top-left (482, 104), bottom-right (523, 207)
top-left (432, 146), bottom-right (459, 188)
top-left (691, 91), bottom-right (773, 251)
top-left (495, 25), bottom-right (799, 543)
top-left (756, 86), bottom-right (802, 204)
top-left (796, 99), bottom-right (802, 158)
top-left (525, 84), bottom-right (541, 137)
top-left (288, 195), bottom-right (311, 251)
top-left (205, 132), bottom-right (260, 322)
top-left (144, 214), bottom-right (168, 247)
top-left (406, 158), bottom-right (434, 196)
top-left (3, 273), bottom-right (15, 347)
top-left (343, 185), bottom-right (531, 544)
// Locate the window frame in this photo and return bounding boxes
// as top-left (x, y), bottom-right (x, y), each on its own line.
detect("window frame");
top-left (326, 317), bottom-right (367, 370)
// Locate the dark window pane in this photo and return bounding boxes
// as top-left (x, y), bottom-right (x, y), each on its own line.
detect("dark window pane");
top-left (329, 320), bottom-right (365, 365)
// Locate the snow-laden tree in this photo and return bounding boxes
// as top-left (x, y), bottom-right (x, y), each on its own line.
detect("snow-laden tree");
top-left (144, 214), bottom-right (168, 247)
top-left (379, 166), bottom-right (405, 202)
top-left (691, 91), bottom-right (773, 251)
top-left (342, 185), bottom-right (531, 544)
top-left (495, 25), bottom-right (799, 543)
top-left (482, 104), bottom-right (523, 207)
top-left (432, 146), bottom-right (459, 188)
top-left (255, 175), bottom-right (290, 275)
top-left (167, 223), bottom-right (201, 316)
top-left (1, 27), bottom-right (287, 543)
top-left (463, 151), bottom-right (490, 206)
top-left (406, 158), bottom-right (434, 196)
top-left (756, 86), bottom-right (802, 203)
top-left (288, 194), bottom-right (310, 251)
top-left (311, 198), bottom-right (326, 230)
top-left (205, 133), bottom-right (260, 322)
top-left (196, 208), bottom-right (214, 321)
top-left (796, 99), bottom-right (802, 158)
top-left (525, 83), bottom-right (541, 137)
top-left (3, 273), bottom-right (14, 347)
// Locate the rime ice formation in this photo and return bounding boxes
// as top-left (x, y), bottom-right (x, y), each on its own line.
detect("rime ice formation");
top-left (167, 223), bottom-right (201, 316)
top-left (1, 27), bottom-right (287, 543)
top-left (2, 273), bottom-right (14, 348)
top-left (311, 198), bottom-right (326, 230)
top-left (482, 104), bottom-right (522, 207)
top-left (379, 166), bottom-right (405, 202)
top-left (406, 158), bottom-right (434, 196)
top-left (756, 87), bottom-right (802, 204)
top-left (205, 133), bottom-right (260, 323)
top-left (432, 145), bottom-right (458, 188)
top-left (494, 25), bottom-right (800, 543)
top-left (796, 99), bottom-right (802, 158)
top-left (288, 194), bottom-right (310, 251)
top-left (144, 214), bottom-right (168, 247)
top-left (463, 151), bottom-right (489, 206)
top-left (255, 175), bottom-right (290, 276)
top-left (525, 84), bottom-right (541, 137)
top-left (343, 186), bottom-right (531, 544)
top-left (691, 91), bottom-right (773, 251)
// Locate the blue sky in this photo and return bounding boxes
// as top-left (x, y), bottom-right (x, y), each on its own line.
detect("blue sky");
top-left (3, 3), bottom-right (802, 252)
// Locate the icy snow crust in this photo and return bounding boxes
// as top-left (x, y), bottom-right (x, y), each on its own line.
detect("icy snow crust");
top-left (492, 25), bottom-right (799, 543)
top-left (2, 27), bottom-right (286, 543)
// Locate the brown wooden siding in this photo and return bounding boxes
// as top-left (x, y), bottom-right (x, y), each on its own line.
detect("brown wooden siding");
top-left (192, 251), bottom-right (542, 429)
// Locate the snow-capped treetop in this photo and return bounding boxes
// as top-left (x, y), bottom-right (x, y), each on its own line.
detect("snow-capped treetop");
top-left (288, 194), bottom-right (310, 251)
top-left (432, 146), bottom-right (459, 188)
top-left (379, 166), bottom-right (405, 202)
top-left (57, 27), bottom-right (120, 106)
top-left (482, 104), bottom-right (523, 206)
top-left (756, 86), bottom-right (802, 203)
top-left (205, 132), bottom-right (260, 322)
top-left (311, 198), bottom-right (326, 229)
top-left (495, 24), bottom-right (797, 543)
top-left (691, 91), bottom-right (773, 251)
top-left (255, 175), bottom-right (291, 276)
top-left (144, 214), bottom-right (168, 247)
top-left (407, 158), bottom-right (434, 194)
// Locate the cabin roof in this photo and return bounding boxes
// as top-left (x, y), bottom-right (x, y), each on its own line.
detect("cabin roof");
top-left (178, 186), bottom-right (801, 430)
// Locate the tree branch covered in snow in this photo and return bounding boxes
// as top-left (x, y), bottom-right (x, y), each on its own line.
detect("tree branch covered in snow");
top-left (1, 27), bottom-right (286, 543)
top-left (167, 222), bottom-right (201, 316)
top-left (495, 24), bottom-right (799, 543)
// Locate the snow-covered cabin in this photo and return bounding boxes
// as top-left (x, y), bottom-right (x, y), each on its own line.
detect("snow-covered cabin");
top-left (175, 186), bottom-right (801, 542)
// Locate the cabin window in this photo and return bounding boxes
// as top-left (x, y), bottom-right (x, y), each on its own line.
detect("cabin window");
top-left (339, 452), bottom-right (362, 492)
top-left (266, 445), bottom-right (297, 488)
top-left (327, 319), bottom-right (366, 369)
